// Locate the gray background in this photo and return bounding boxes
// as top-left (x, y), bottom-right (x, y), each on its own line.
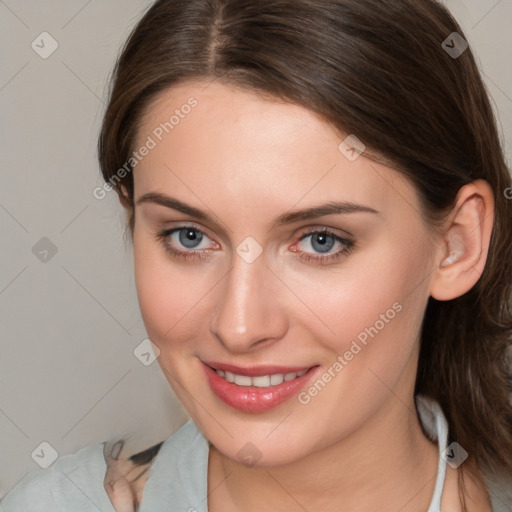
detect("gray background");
top-left (1, 0), bottom-right (511, 497)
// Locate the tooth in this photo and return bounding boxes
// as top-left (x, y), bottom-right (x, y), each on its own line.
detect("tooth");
top-left (252, 375), bottom-right (271, 387)
top-left (270, 374), bottom-right (284, 385)
top-left (234, 374), bottom-right (252, 386)
top-left (219, 369), bottom-right (310, 387)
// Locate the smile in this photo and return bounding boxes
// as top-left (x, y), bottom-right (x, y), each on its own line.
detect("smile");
top-left (214, 368), bottom-right (308, 387)
top-left (201, 361), bottom-right (320, 413)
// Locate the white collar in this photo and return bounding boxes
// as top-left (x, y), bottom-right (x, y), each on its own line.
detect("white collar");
top-left (416, 395), bottom-right (450, 511)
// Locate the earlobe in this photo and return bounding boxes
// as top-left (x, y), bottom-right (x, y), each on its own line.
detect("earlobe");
top-left (429, 180), bottom-right (494, 301)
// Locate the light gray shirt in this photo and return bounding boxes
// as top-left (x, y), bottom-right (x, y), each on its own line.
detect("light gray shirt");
top-left (1, 395), bottom-right (511, 511)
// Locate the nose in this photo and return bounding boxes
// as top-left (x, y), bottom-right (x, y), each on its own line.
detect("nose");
top-left (208, 248), bottom-right (288, 353)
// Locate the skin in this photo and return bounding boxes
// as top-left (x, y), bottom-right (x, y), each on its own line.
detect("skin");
top-left (121, 80), bottom-right (494, 511)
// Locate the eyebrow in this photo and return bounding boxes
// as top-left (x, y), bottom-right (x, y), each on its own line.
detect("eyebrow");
top-left (136, 192), bottom-right (379, 229)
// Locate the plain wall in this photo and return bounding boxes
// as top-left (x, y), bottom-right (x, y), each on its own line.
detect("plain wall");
top-left (1, 0), bottom-right (511, 497)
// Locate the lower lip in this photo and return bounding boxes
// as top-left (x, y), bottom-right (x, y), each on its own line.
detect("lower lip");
top-left (202, 363), bottom-right (319, 413)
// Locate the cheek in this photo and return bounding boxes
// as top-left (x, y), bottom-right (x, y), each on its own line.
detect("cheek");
top-left (133, 228), bottom-right (206, 352)
top-left (295, 231), bottom-right (429, 349)
top-left (286, 239), bottom-right (431, 448)
top-left (294, 230), bottom-right (432, 403)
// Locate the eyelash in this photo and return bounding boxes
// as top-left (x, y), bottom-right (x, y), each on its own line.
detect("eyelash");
top-left (154, 226), bottom-right (355, 265)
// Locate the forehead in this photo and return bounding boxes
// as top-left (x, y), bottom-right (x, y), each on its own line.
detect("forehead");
top-left (132, 80), bottom-right (419, 223)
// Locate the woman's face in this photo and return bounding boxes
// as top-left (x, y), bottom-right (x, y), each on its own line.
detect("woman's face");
top-left (131, 80), bottom-right (442, 466)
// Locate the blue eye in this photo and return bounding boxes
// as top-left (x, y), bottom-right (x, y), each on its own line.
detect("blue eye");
top-left (173, 228), bottom-right (205, 249)
top-left (295, 229), bottom-right (355, 265)
top-left (155, 226), bottom-right (355, 265)
top-left (156, 226), bottom-right (215, 261)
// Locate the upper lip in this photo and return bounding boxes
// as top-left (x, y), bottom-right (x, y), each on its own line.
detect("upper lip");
top-left (202, 360), bottom-right (317, 377)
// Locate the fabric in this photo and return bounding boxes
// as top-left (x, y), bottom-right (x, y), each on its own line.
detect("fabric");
top-left (1, 395), bottom-right (510, 511)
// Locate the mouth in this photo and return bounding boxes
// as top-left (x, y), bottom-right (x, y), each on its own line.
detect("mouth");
top-left (201, 360), bottom-right (320, 412)
top-left (207, 364), bottom-right (309, 387)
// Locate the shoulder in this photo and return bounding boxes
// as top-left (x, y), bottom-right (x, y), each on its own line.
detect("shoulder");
top-left (104, 419), bottom-right (205, 510)
top-left (0, 442), bottom-right (115, 512)
top-left (0, 420), bottom-right (206, 512)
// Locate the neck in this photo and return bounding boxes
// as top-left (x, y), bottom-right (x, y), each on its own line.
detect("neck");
top-left (208, 393), bottom-right (440, 512)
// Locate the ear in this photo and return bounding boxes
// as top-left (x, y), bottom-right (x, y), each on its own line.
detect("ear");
top-left (429, 180), bottom-right (494, 301)
top-left (118, 184), bottom-right (132, 208)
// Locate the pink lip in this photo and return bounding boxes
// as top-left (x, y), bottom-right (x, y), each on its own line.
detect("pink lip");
top-left (201, 361), bottom-right (320, 413)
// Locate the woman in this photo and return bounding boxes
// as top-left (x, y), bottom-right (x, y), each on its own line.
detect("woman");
top-left (2, 0), bottom-right (511, 510)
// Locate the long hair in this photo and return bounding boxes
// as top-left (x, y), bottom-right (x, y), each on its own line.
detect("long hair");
top-left (98, 0), bottom-right (512, 504)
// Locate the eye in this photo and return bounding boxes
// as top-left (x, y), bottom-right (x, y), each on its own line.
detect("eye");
top-left (292, 228), bottom-right (355, 265)
top-left (155, 226), bottom-right (217, 261)
top-left (155, 225), bottom-right (355, 265)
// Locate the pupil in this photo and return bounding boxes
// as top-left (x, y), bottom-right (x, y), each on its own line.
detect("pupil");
top-left (312, 233), bottom-right (334, 253)
top-left (180, 229), bottom-right (202, 249)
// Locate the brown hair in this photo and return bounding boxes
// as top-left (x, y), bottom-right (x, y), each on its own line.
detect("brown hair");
top-left (98, 0), bottom-right (512, 503)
